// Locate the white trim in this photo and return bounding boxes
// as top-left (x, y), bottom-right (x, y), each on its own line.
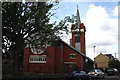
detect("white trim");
top-left (70, 62), bottom-right (76, 67)
top-left (70, 54), bottom-right (76, 59)
top-left (29, 61), bottom-right (46, 63)
top-left (29, 55), bottom-right (46, 63)
top-left (80, 29), bottom-right (84, 32)
top-left (64, 62), bottom-right (69, 64)
top-left (70, 62), bottom-right (76, 63)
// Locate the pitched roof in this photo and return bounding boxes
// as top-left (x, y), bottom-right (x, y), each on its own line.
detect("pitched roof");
top-left (60, 40), bottom-right (95, 64)
top-left (104, 54), bottom-right (114, 58)
top-left (94, 53), bottom-right (109, 59)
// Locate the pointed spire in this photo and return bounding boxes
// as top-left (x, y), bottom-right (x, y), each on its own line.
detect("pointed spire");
top-left (76, 5), bottom-right (81, 28)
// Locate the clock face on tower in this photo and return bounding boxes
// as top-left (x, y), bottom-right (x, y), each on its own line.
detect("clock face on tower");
top-left (30, 35), bottom-right (47, 54)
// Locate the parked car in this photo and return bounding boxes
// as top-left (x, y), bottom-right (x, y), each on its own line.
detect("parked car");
top-left (65, 70), bottom-right (91, 80)
top-left (88, 69), bottom-right (105, 78)
top-left (107, 68), bottom-right (119, 76)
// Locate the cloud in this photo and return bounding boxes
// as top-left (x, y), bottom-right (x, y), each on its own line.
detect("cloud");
top-left (112, 5), bottom-right (120, 16)
top-left (88, 40), bottom-right (115, 48)
top-left (84, 4), bottom-right (117, 47)
top-left (112, 6), bottom-right (118, 16)
top-left (83, 4), bottom-right (118, 60)
top-left (112, 5), bottom-right (120, 17)
top-left (58, 3), bottom-right (118, 60)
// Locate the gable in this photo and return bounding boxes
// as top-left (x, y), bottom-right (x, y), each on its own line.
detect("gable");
top-left (95, 53), bottom-right (109, 63)
top-left (62, 41), bottom-right (85, 57)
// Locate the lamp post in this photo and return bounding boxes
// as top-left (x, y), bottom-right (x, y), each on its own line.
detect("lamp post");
top-left (93, 46), bottom-right (96, 58)
top-left (93, 46), bottom-right (96, 69)
top-left (115, 53), bottom-right (116, 59)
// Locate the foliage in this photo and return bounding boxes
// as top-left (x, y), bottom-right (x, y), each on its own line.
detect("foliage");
top-left (2, 2), bottom-right (77, 54)
top-left (2, 2), bottom-right (68, 76)
top-left (72, 62), bottom-right (79, 71)
top-left (109, 58), bottom-right (120, 72)
top-left (2, 1), bottom-right (81, 77)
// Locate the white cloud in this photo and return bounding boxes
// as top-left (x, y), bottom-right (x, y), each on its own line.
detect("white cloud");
top-left (112, 6), bottom-right (118, 16)
top-left (59, 0), bottom-right (118, 2)
top-left (83, 4), bottom-right (118, 60)
top-left (60, 3), bottom-right (118, 60)
top-left (112, 5), bottom-right (120, 16)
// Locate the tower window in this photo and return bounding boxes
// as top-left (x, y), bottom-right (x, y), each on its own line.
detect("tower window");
top-left (75, 36), bottom-right (80, 42)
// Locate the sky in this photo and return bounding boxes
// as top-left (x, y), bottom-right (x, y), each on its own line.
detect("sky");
top-left (50, 1), bottom-right (119, 60)
top-left (1, 0), bottom-right (119, 61)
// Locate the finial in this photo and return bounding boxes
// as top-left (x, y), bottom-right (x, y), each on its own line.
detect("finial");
top-left (77, 5), bottom-right (79, 9)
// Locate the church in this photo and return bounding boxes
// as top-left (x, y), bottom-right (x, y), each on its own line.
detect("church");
top-left (23, 7), bottom-right (94, 74)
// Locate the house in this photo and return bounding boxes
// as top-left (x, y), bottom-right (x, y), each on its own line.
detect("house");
top-left (23, 7), bottom-right (94, 74)
top-left (94, 53), bottom-right (114, 69)
top-left (104, 54), bottom-right (114, 59)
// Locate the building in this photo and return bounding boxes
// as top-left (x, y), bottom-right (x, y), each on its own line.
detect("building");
top-left (104, 54), bottom-right (114, 59)
top-left (94, 53), bottom-right (114, 69)
top-left (23, 7), bottom-right (94, 74)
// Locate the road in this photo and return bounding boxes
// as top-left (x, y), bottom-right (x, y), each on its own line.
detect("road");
top-left (91, 75), bottom-right (120, 80)
top-left (58, 75), bottom-right (120, 80)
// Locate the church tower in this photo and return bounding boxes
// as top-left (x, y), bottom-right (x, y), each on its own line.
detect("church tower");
top-left (71, 6), bottom-right (86, 55)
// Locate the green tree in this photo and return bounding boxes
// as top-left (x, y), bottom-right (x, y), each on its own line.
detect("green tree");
top-left (109, 58), bottom-right (120, 72)
top-left (72, 62), bottom-right (79, 71)
top-left (2, 2), bottom-right (72, 76)
top-left (2, 1), bottom-right (80, 77)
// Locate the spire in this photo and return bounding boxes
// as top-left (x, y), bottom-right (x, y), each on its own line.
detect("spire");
top-left (76, 5), bottom-right (81, 28)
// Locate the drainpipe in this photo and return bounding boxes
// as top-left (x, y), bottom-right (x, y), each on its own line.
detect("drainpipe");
top-left (28, 44), bottom-right (30, 72)
top-left (61, 43), bottom-right (64, 73)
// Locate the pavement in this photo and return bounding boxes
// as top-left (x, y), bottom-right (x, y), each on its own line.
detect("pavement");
top-left (91, 75), bottom-right (120, 80)
top-left (2, 74), bottom-right (120, 80)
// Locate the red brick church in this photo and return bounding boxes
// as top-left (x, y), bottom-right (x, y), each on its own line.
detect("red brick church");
top-left (23, 7), bottom-right (94, 74)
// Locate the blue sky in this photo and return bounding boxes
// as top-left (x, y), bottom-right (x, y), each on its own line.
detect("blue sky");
top-left (51, 2), bottom-right (118, 20)
top-left (50, 1), bottom-right (119, 60)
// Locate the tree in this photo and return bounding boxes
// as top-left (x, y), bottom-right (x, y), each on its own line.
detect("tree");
top-left (109, 58), bottom-right (120, 72)
top-left (2, 2), bottom-right (62, 74)
top-left (2, 2), bottom-right (77, 77)
top-left (2, 1), bottom-right (82, 77)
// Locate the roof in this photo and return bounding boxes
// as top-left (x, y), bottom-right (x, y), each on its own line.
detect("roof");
top-left (104, 54), bottom-right (114, 58)
top-left (94, 53), bottom-right (109, 60)
top-left (60, 40), bottom-right (95, 64)
top-left (95, 53), bottom-right (114, 60)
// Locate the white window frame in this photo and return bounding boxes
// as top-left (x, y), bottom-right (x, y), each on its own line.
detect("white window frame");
top-left (29, 55), bottom-right (46, 63)
top-left (70, 54), bottom-right (76, 59)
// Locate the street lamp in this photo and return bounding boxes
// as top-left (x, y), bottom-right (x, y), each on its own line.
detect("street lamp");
top-left (114, 53), bottom-right (116, 59)
top-left (93, 46), bottom-right (96, 58)
top-left (93, 46), bottom-right (96, 69)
